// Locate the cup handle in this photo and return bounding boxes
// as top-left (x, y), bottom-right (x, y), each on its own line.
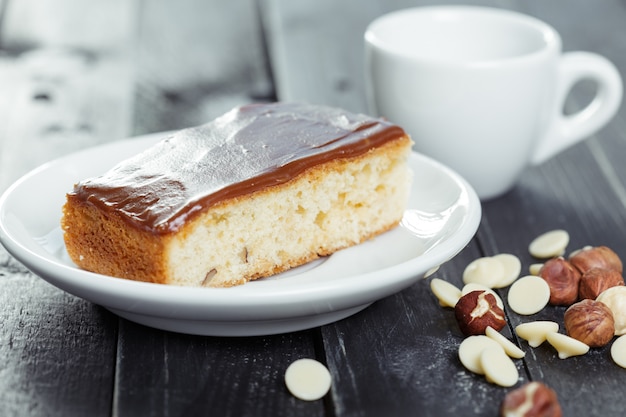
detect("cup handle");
top-left (531, 52), bottom-right (623, 165)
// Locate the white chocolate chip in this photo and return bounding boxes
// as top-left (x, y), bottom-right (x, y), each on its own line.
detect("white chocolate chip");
top-left (546, 332), bottom-right (590, 359)
top-left (515, 321), bottom-right (560, 348)
top-left (424, 265), bottom-right (440, 278)
top-left (463, 256), bottom-right (504, 288)
top-left (507, 275), bottom-right (550, 315)
top-left (610, 334), bottom-right (626, 368)
top-left (528, 263), bottom-right (543, 276)
top-left (284, 359), bottom-right (332, 401)
top-left (430, 278), bottom-right (462, 308)
top-left (528, 229), bottom-right (569, 259)
top-left (492, 253), bottom-right (522, 288)
top-left (480, 346), bottom-right (519, 387)
top-left (458, 335), bottom-right (502, 375)
top-left (485, 326), bottom-right (526, 359)
top-left (461, 283), bottom-right (504, 310)
top-left (596, 286), bottom-right (626, 335)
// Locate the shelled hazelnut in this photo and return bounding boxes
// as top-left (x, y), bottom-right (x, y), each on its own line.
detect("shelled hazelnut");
top-left (454, 290), bottom-right (506, 336)
top-left (564, 299), bottom-right (615, 347)
top-left (538, 257), bottom-right (581, 306)
top-left (578, 268), bottom-right (624, 300)
top-left (500, 381), bottom-right (562, 417)
top-left (569, 246), bottom-right (623, 275)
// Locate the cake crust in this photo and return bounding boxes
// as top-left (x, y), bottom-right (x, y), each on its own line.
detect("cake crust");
top-left (62, 103), bottom-right (413, 287)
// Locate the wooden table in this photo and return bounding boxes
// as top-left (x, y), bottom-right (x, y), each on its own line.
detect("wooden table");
top-left (1, 0), bottom-right (625, 415)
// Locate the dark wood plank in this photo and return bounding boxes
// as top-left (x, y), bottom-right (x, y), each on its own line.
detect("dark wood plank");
top-left (260, 0), bottom-right (529, 114)
top-left (0, 263), bottom-right (117, 417)
top-left (2, 0), bottom-right (625, 416)
top-left (260, 0), bottom-right (376, 113)
top-left (114, 322), bottom-right (325, 417)
top-left (480, 2), bottom-right (626, 414)
top-left (0, 1), bottom-right (135, 416)
top-left (112, 2), bottom-right (324, 416)
top-left (474, 0), bottom-right (626, 413)
top-left (0, 1), bottom-right (7, 30)
top-left (262, 0), bottom-right (529, 414)
top-left (265, 0), bottom-right (626, 415)
top-left (131, 0), bottom-right (274, 136)
top-left (321, 245), bottom-right (522, 417)
top-left (481, 162), bottom-right (626, 417)
top-left (0, 0), bottom-right (136, 191)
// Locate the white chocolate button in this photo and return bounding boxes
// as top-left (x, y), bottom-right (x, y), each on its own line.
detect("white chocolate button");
top-left (597, 286), bottom-right (626, 335)
top-left (507, 275), bottom-right (550, 315)
top-left (430, 278), bottom-right (462, 308)
top-left (285, 359), bottom-right (332, 401)
top-left (515, 321), bottom-right (560, 348)
top-left (458, 335), bottom-right (501, 375)
top-left (546, 332), bottom-right (590, 359)
top-left (480, 346), bottom-right (519, 387)
top-left (611, 334), bottom-right (626, 368)
top-left (529, 263), bottom-right (543, 276)
top-left (424, 265), bottom-right (440, 278)
top-left (463, 257), bottom-right (504, 288)
top-left (461, 283), bottom-right (504, 310)
top-left (485, 326), bottom-right (525, 359)
top-left (528, 229), bottom-right (569, 259)
top-left (492, 253), bottom-right (521, 288)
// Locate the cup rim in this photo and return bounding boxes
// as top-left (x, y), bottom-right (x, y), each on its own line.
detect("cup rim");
top-left (365, 5), bottom-right (561, 66)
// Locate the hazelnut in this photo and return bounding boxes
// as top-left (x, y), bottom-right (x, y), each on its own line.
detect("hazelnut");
top-left (578, 268), bottom-right (624, 300)
top-left (500, 381), bottom-right (562, 417)
top-left (564, 299), bottom-right (615, 347)
top-left (569, 246), bottom-right (623, 275)
top-left (455, 290), bottom-right (506, 336)
top-left (539, 257), bottom-right (581, 306)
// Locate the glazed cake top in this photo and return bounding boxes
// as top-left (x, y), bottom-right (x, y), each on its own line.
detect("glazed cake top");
top-left (69, 102), bottom-right (407, 234)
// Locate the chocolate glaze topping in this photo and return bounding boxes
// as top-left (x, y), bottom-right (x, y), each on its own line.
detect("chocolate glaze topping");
top-left (70, 102), bottom-right (406, 234)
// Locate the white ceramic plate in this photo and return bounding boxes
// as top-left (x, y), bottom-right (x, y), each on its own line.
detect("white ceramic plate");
top-left (0, 133), bottom-right (481, 336)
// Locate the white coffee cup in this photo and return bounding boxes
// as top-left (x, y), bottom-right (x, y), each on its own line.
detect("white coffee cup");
top-left (365, 6), bottom-right (623, 199)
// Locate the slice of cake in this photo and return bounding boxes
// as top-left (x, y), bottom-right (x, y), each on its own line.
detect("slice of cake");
top-left (61, 102), bottom-right (413, 287)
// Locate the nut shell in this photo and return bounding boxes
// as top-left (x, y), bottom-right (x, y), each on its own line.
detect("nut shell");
top-left (539, 257), bottom-right (581, 306)
top-left (454, 290), bottom-right (506, 336)
top-left (578, 268), bottom-right (624, 300)
top-left (500, 381), bottom-right (562, 417)
top-left (569, 246), bottom-right (623, 275)
top-left (564, 299), bottom-right (615, 347)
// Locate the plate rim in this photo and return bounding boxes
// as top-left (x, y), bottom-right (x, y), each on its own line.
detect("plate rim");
top-left (0, 132), bottom-right (481, 323)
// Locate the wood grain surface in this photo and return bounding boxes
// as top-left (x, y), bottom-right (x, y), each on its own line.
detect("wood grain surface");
top-left (1, 0), bottom-right (626, 416)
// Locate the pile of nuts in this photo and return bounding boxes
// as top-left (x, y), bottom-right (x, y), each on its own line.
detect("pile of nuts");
top-left (534, 240), bottom-right (626, 348)
top-left (429, 229), bottom-right (626, 415)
